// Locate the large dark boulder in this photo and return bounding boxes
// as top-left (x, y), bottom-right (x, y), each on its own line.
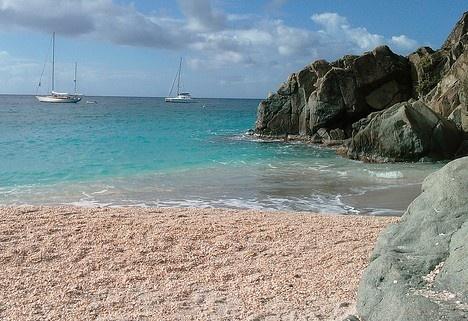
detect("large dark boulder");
top-left (355, 156), bottom-right (468, 321)
top-left (255, 61), bottom-right (326, 136)
top-left (255, 46), bottom-right (412, 137)
top-left (346, 100), bottom-right (462, 162)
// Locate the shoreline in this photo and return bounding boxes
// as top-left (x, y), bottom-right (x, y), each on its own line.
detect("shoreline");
top-left (0, 173), bottom-right (428, 215)
top-left (0, 181), bottom-right (423, 216)
top-left (0, 206), bottom-right (397, 320)
top-left (341, 183), bottom-right (422, 216)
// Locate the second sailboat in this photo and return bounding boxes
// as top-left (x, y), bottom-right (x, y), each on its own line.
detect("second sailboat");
top-left (165, 58), bottom-right (195, 103)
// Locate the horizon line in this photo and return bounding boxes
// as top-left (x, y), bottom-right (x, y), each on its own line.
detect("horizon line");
top-left (0, 93), bottom-right (264, 100)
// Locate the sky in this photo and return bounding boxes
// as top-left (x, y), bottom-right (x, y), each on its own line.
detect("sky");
top-left (0, 0), bottom-right (466, 98)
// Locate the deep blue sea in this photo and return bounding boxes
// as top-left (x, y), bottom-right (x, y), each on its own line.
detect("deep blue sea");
top-left (0, 95), bottom-right (443, 214)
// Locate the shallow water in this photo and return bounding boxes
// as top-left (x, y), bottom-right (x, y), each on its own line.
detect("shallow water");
top-left (0, 95), bottom-right (444, 214)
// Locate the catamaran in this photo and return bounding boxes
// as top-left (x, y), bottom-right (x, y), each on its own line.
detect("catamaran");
top-left (165, 58), bottom-right (195, 103)
top-left (36, 32), bottom-right (82, 103)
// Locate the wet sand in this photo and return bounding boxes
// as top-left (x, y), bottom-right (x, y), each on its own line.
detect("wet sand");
top-left (342, 184), bottom-right (421, 215)
top-left (0, 206), bottom-right (396, 320)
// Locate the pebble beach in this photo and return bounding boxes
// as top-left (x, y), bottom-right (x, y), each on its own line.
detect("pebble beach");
top-left (0, 206), bottom-right (396, 320)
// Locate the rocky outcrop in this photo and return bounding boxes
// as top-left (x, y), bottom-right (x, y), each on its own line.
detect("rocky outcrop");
top-left (423, 48), bottom-right (467, 116)
top-left (443, 11), bottom-right (468, 49)
top-left (255, 46), bottom-right (412, 137)
top-left (346, 100), bottom-right (462, 162)
top-left (409, 12), bottom-right (468, 118)
top-left (353, 156), bottom-right (468, 321)
top-left (254, 11), bottom-right (467, 161)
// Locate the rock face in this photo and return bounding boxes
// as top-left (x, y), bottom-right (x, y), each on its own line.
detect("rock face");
top-left (418, 48), bottom-right (467, 117)
top-left (346, 100), bottom-right (462, 162)
top-left (255, 11), bottom-right (468, 161)
top-left (409, 12), bottom-right (468, 118)
top-left (443, 11), bottom-right (468, 49)
top-left (255, 46), bottom-right (412, 137)
top-left (355, 156), bottom-right (468, 321)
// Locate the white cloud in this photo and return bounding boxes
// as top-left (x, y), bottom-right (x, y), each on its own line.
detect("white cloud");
top-left (0, 1), bottom-right (420, 65)
top-left (311, 12), bottom-right (385, 53)
top-left (274, 22), bottom-right (316, 57)
top-left (0, 50), bottom-right (9, 59)
top-left (0, 1), bottom-right (421, 97)
top-left (390, 35), bottom-right (419, 52)
top-left (309, 12), bottom-right (419, 58)
top-left (226, 13), bottom-right (259, 22)
top-left (311, 12), bottom-right (348, 31)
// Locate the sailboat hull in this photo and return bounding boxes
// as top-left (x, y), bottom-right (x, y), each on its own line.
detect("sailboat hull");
top-left (165, 97), bottom-right (196, 103)
top-left (36, 95), bottom-right (82, 103)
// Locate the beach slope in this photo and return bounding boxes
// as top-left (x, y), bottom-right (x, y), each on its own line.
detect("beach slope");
top-left (0, 207), bottom-right (395, 320)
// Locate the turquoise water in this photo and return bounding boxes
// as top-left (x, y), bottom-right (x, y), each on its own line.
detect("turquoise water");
top-left (0, 95), bottom-right (443, 214)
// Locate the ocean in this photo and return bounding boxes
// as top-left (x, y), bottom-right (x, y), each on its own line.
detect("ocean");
top-left (0, 95), bottom-right (443, 214)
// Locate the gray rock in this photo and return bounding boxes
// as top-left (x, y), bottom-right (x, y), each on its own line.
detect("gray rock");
top-left (255, 46), bottom-right (412, 137)
top-left (364, 80), bottom-right (401, 110)
top-left (448, 105), bottom-right (464, 130)
top-left (308, 68), bottom-right (353, 133)
top-left (408, 46), bottom-right (452, 99)
top-left (255, 94), bottom-right (290, 135)
top-left (331, 55), bottom-right (359, 69)
top-left (310, 132), bottom-right (323, 144)
top-left (409, 12), bottom-right (468, 117)
top-left (254, 11), bottom-right (467, 163)
top-left (443, 11), bottom-right (468, 49)
top-left (456, 140), bottom-right (468, 157)
top-left (347, 100), bottom-right (462, 162)
top-left (310, 128), bottom-right (346, 144)
top-left (423, 47), bottom-right (467, 117)
top-left (316, 128), bottom-right (331, 141)
top-left (329, 128), bottom-right (346, 141)
top-left (356, 156), bottom-right (468, 321)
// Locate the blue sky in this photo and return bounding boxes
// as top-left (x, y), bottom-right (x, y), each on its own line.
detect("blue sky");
top-left (0, 0), bottom-right (466, 98)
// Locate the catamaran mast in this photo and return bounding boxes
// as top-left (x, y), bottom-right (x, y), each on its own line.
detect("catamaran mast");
top-left (177, 57), bottom-right (182, 95)
top-left (74, 62), bottom-right (77, 94)
top-left (51, 32), bottom-right (55, 92)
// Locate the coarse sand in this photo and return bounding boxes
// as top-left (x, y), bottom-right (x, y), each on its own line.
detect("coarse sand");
top-left (0, 206), bottom-right (397, 321)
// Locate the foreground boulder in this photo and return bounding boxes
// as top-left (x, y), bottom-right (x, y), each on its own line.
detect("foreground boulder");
top-left (354, 156), bottom-right (468, 321)
top-left (346, 100), bottom-right (462, 162)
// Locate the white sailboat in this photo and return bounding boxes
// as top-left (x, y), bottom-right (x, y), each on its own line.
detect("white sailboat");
top-left (36, 32), bottom-right (82, 103)
top-left (165, 58), bottom-right (195, 103)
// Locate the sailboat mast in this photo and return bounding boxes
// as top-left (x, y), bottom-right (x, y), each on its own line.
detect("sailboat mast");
top-left (177, 57), bottom-right (182, 95)
top-left (51, 32), bottom-right (55, 92)
top-left (74, 62), bottom-right (77, 94)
